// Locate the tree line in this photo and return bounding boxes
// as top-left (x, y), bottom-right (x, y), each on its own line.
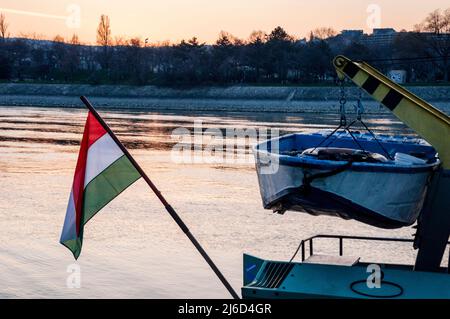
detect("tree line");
top-left (0, 9), bottom-right (449, 85)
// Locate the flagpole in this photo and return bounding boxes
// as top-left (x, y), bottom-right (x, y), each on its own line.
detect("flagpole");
top-left (80, 96), bottom-right (240, 300)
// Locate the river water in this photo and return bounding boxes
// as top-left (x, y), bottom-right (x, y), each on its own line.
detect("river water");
top-left (0, 106), bottom-right (447, 298)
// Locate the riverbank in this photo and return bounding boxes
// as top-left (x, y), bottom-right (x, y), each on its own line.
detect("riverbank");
top-left (0, 83), bottom-right (449, 113)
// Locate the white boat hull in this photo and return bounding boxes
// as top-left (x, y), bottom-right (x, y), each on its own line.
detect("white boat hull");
top-left (254, 132), bottom-right (440, 228)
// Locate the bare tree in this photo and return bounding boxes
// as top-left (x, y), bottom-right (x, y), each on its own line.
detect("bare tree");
top-left (97, 14), bottom-right (112, 46)
top-left (311, 27), bottom-right (337, 40)
top-left (249, 30), bottom-right (266, 45)
top-left (18, 32), bottom-right (44, 40)
top-left (70, 34), bottom-right (80, 45)
top-left (96, 14), bottom-right (112, 69)
top-left (66, 35), bottom-right (81, 80)
top-left (418, 8), bottom-right (450, 81)
top-left (246, 31), bottom-right (267, 82)
top-left (423, 9), bottom-right (446, 34)
top-left (445, 8), bottom-right (450, 33)
top-left (53, 35), bottom-right (65, 43)
top-left (114, 36), bottom-right (127, 46)
top-left (216, 31), bottom-right (234, 46)
top-left (0, 13), bottom-right (8, 40)
top-left (129, 37), bottom-right (142, 47)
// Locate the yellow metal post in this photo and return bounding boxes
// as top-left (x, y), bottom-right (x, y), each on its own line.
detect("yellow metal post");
top-left (333, 55), bottom-right (450, 272)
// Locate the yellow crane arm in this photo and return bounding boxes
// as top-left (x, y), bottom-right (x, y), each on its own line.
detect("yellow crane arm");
top-left (333, 55), bottom-right (450, 169)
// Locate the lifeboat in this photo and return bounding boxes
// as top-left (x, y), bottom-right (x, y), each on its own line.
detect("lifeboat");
top-left (254, 131), bottom-right (440, 228)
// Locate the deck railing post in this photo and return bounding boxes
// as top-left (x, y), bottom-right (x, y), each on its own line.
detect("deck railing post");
top-left (301, 241), bottom-right (305, 261)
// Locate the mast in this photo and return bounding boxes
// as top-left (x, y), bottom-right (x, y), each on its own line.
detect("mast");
top-left (333, 55), bottom-right (450, 272)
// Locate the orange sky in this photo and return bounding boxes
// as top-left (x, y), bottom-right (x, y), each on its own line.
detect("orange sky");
top-left (0, 0), bottom-right (449, 44)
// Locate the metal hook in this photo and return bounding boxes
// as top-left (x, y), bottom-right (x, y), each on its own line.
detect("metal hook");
top-left (339, 80), bottom-right (347, 126)
top-left (355, 90), bottom-right (364, 121)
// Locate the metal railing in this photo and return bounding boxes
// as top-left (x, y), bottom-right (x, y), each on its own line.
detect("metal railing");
top-left (290, 234), bottom-right (450, 263)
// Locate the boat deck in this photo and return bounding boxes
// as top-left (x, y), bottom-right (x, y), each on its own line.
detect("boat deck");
top-left (242, 234), bottom-right (450, 299)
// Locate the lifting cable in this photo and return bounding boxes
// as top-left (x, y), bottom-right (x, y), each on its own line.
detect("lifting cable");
top-left (312, 81), bottom-right (393, 160)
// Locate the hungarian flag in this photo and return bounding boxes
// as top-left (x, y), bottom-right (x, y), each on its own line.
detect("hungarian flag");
top-left (60, 112), bottom-right (141, 259)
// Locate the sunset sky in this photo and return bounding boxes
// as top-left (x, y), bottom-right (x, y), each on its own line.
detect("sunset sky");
top-left (0, 0), bottom-right (449, 44)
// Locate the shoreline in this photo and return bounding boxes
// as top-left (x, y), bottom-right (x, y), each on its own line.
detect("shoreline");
top-left (1, 95), bottom-right (450, 115)
top-left (1, 83), bottom-right (449, 114)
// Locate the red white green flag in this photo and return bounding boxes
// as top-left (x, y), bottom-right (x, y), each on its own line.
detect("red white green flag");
top-left (60, 112), bottom-right (141, 259)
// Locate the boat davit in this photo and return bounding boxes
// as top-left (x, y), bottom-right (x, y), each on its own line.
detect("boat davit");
top-left (244, 55), bottom-right (449, 299)
top-left (254, 131), bottom-right (440, 229)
